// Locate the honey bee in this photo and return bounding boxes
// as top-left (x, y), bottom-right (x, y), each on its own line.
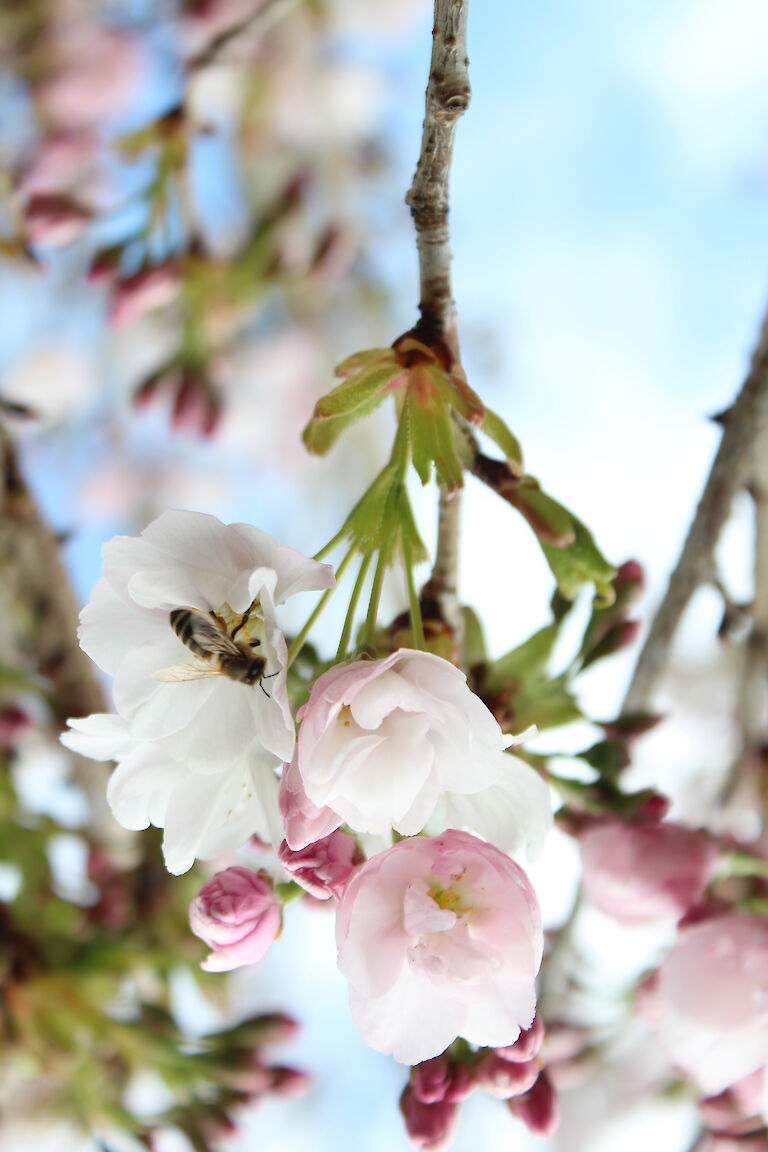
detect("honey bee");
top-left (152, 607), bottom-right (274, 694)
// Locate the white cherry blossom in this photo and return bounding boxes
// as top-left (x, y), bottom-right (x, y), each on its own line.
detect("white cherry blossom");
top-left (75, 509), bottom-right (335, 765)
top-left (62, 712), bottom-right (282, 875)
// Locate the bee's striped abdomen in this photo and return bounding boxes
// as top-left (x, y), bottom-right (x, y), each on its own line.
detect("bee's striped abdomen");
top-left (170, 608), bottom-right (210, 660)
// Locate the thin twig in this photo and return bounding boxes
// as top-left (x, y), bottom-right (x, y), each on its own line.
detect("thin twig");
top-left (623, 306), bottom-right (768, 713)
top-left (188, 0), bottom-right (299, 71)
top-left (407, 0), bottom-right (470, 654)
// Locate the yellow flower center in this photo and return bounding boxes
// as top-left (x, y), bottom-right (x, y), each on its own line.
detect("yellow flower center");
top-left (214, 599), bottom-right (265, 646)
top-left (428, 881), bottom-right (471, 917)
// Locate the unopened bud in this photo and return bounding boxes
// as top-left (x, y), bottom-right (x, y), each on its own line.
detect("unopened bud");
top-left (508, 1070), bottom-right (559, 1136)
top-left (400, 1086), bottom-right (458, 1152)
top-left (495, 1015), bottom-right (544, 1063)
top-left (24, 193), bottom-right (90, 246)
top-left (109, 262), bottom-right (180, 326)
top-left (279, 830), bottom-right (362, 901)
top-left (0, 704), bottom-right (29, 748)
top-left (613, 559), bottom-right (644, 597)
top-left (476, 1052), bottom-right (539, 1099)
top-left (270, 1065), bottom-right (311, 1097)
top-left (410, 1055), bottom-right (475, 1105)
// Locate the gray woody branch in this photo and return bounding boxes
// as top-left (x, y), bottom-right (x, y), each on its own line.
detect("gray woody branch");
top-left (407, 0), bottom-right (470, 650)
top-left (623, 307), bottom-right (768, 713)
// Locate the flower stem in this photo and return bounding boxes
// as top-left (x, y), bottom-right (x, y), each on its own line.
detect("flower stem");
top-left (402, 536), bottom-right (426, 650)
top-left (312, 524), bottom-right (349, 562)
top-left (286, 544), bottom-right (356, 668)
top-left (365, 548), bottom-right (389, 648)
top-left (337, 551), bottom-right (372, 662)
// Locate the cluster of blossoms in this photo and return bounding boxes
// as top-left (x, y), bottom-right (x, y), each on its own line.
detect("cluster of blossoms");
top-left (63, 509), bottom-right (555, 1141)
top-left (575, 810), bottom-right (768, 1142)
top-left (64, 510), bottom-right (768, 1146)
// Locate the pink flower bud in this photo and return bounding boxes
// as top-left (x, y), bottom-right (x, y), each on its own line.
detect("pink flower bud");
top-left (411, 1057), bottom-right (451, 1105)
top-left (442, 1062), bottom-right (476, 1103)
top-left (508, 1071), bottom-right (559, 1136)
top-left (171, 369), bottom-right (211, 434)
top-left (109, 263), bottom-right (180, 326)
top-left (0, 705), bottom-right (29, 748)
top-left (189, 866), bottom-right (281, 972)
top-left (476, 1052), bottom-right (539, 1099)
top-left (400, 1086), bottom-right (458, 1151)
top-left (614, 559), bottom-right (645, 596)
top-left (24, 193), bottom-right (90, 247)
top-left (278, 830), bottom-right (362, 900)
top-left (495, 1014), bottom-right (544, 1063)
top-left (411, 1056), bottom-right (475, 1105)
top-left (269, 1065), bottom-right (312, 1097)
top-left (579, 819), bottom-right (717, 924)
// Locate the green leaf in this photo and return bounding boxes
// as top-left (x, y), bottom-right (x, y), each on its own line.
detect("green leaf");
top-left (334, 348), bottom-right (393, 378)
top-left (576, 740), bottom-right (631, 777)
top-left (431, 367), bottom-right (485, 425)
top-left (302, 387), bottom-right (390, 455)
top-left (481, 407), bottom-right (524, 475)
top-left (541, 512), bottom-right (616, 605)
top-left (406, 371), bottom-right (465, 490)
top-left (462, 606), bottom-right (488, 669)
top-left (508, 477), bottom-right (575, 547)
top-left (314, 364), bottom-right (402, 419)
top-left (490, 624), bottom-right (560, 685)
top-left (511, 675), bottom-right (582, 732)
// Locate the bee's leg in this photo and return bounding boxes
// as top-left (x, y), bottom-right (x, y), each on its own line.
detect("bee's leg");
top-left (231, 606), bottom-right (252, 640)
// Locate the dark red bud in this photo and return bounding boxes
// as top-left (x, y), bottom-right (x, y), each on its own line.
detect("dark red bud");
top-left (400, 1086), bottom-right (458, 1151)
top-left (495, 1015), bottom-right (544, 1063)
top-left (507, 1070), bottom-right (559, 1136)
top-left (476, 1052), bottom-right (539, 1099)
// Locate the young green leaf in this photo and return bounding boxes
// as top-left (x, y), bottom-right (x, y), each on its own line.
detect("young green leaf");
top-left (541, 513), bottom-right (616, 605)
top-left (480, 407), bottom-right (524, 476)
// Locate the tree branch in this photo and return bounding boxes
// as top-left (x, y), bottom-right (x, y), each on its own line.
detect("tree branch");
top-left (623, 306), bottom-right (768, 713)
top-left (0, 424), bottom-right (133, 859)
top-left (407, 0), bottom-right (470, 649)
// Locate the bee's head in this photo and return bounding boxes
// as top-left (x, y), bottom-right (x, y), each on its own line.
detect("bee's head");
top-left (244, 658), bottom-right (267, 685)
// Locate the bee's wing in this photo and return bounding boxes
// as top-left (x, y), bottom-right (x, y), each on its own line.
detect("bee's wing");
top-left (185, 610), bottom-right (244, 658)
top-left (152, 659), bottom-right (223, 683)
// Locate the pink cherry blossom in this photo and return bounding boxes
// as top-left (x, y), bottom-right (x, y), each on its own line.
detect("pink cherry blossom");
top-left (189, 866), bottom-right (281, 972)
top-left (579, 819), bottom-right (717, 923)
top-left (335, 830), bottom-right (543, 1065)
top-left (656, 914), bottom-right (768, 1095)
top-left (285, 649), bottom-right (551, 860)
top-left (278, 829), bottom-right (361, 900)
